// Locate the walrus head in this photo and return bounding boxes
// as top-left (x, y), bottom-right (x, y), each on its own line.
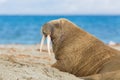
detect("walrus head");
top-left (40, 19), bottom-right (62, 55)
top-left (40, 18), bottom-right (82, 56)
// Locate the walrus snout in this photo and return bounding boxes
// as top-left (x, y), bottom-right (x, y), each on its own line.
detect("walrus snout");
top-left (42, 23), bottom-right (54, 36)
top-left (40, 23), bottom-right (54, 55)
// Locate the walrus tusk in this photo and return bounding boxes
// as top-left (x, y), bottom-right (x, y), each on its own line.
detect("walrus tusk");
top-left (40, 35), bottom-right (45, 53)
top-left (47, 35), bottom-right (51, 55)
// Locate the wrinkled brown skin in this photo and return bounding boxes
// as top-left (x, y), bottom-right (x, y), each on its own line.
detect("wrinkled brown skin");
top-left (42, 18), bottom-right (120, 79)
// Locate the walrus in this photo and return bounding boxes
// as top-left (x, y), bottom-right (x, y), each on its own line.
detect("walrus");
top-left (40, 18), bottom-right (120, 78)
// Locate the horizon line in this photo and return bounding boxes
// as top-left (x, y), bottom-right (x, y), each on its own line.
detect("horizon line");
top-left (0, 14), bottom-right (120, 16)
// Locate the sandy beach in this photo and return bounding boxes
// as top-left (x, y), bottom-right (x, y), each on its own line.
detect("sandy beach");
top-left (0, 44), bottom-right (83, 80)
top-left (0, 44), bottom-right (119, 80)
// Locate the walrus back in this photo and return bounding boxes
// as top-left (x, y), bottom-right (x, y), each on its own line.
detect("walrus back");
top-left (55, 29), bottom-right (120, 76)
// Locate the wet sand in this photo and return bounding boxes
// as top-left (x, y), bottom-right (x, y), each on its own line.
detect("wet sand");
top-left (0, 44), bottom-right (119, 80)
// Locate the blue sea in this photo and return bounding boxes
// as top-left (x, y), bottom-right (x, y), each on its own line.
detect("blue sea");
top-left (0, 15), bottom-right (120, 44)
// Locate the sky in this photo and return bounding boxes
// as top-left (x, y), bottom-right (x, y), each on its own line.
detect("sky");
top-left (0, 0), bottom-right (120, 15)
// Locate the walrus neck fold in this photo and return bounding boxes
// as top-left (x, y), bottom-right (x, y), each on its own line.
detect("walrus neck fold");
top-left (52, 23), bottom-right (88, 58)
